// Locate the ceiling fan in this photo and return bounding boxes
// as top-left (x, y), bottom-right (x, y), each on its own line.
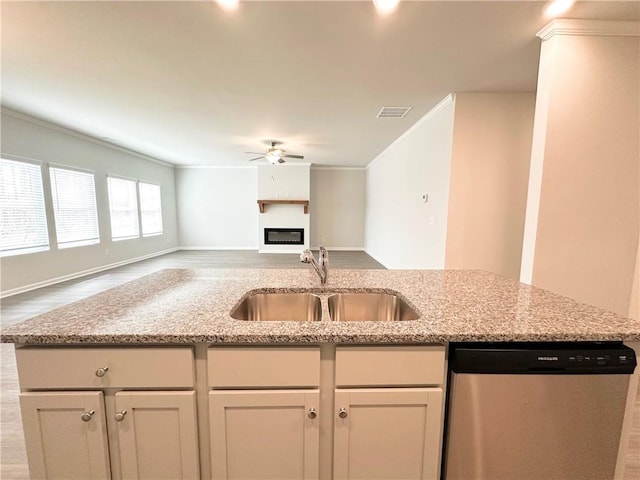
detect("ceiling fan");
top-left (246, 141), bottom-right (304, 165)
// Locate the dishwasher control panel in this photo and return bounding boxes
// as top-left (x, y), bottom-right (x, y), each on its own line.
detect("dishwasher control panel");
top-left (450, 342), bottom-right (637, 374)
top-left (567, 352), bottom-right (634, 367)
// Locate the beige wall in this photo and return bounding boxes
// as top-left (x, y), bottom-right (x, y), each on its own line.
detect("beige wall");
top-left (630, 242), bottom-right (639, 320)
top-left (176, 167), bottom-right (258, 249)
top-left (522, 23), bottom-right (639, 315)
top-left (310, 168), bottom-right (365, 249)
top-left (445, 93), bottom-right (535, 280)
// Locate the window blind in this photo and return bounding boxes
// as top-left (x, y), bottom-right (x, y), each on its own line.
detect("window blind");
top-left (0, 158), bottom-right (50, 256)
top-left (108, 177), bottom-right (139, 240)
top-left (139, 182), bottom-right (163, 236)
top-left (50, 167), bottom-right (100, 249)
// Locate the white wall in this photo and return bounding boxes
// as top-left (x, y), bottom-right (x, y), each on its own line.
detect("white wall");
top-left (257, 164), bottom-right (310, 253)
top-left (364, 95), bottom-right (455, 269)
top-left (445, 93), bottom-right (535, 280)
top-left (521, 21), bottom-right (639, 316)
top-left (176, 167), bottom-right (258, 249)
top-left (176, 164), bottom-right (367, 252)
top-left (310, 168), bottom-right (365, 249)
top-left (0, 109), bottom-right (178, 295)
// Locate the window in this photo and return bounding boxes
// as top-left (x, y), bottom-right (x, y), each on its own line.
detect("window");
top-left (0, 158), bottom-right (49, 256)
top-left (50, 167), bottom-right (100, 249)
top-left (107, 177), bottom-right (139, 240)
top-left (139, 182), bottom-right (163, 236)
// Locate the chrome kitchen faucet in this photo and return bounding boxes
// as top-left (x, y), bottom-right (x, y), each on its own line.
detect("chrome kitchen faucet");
top-left (300, 246), bottom-right (328, 285)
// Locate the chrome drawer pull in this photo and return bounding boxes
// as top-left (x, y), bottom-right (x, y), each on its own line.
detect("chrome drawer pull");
top-left (114, 410), bottom-right (127, 422)
top-left (338, 407), bottom-right (348, 419)
top-left (308, 407), bottom-right (318, 419)
top-left (95, 366), bottom-right (109, 377)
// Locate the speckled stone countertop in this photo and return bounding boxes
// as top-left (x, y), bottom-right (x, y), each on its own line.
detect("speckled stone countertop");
top-left (2, 268), bottom-right (640, 344)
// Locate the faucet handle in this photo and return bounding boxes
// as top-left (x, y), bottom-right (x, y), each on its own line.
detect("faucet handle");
top-left (300, 249), bottom-right (312, 263)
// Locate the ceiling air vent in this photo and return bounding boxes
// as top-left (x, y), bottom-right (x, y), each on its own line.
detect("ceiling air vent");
top-left (377, 106), bottom-right (412, 118)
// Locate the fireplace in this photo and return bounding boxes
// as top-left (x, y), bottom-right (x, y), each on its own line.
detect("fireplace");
top-left (264, 228), bottom-right (304, 245)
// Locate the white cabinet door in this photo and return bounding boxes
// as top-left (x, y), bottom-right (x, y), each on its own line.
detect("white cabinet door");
top-left (333, 388), bottom-right (443, 480)
top-left (210, 389), bottom-right (320, 480)
top-left (20, 391), bottom-right (111, 480)
top-left (115, 391), bottom-right (199, 480)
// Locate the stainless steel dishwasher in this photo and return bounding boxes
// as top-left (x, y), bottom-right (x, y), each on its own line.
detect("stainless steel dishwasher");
top-left (443, 342), bottom-right (636, 480)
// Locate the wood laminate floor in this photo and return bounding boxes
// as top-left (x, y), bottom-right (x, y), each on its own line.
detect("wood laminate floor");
top-left (1, 250), bottom-right (638, 479)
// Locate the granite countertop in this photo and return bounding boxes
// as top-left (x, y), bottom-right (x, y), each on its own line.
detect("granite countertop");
top-left (2, 268), bottom-right (640, 345)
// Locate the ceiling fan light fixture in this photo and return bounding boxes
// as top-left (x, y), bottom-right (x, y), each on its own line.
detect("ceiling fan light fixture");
top-left (373, 0), bottom-right (399, 14)
top-left (265, 148), bottom-right (284, 164)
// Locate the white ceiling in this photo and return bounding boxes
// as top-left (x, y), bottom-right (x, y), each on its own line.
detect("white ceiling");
top-left (2, 1), bottom-right (638, 167)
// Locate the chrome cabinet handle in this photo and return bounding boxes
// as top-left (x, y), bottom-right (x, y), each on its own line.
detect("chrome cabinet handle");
top-left (307, 408), bottom-right (317, 419)
top-left (114, 410), bottom-right (127, 422)
top-left (81, 410), bottom-right (95, 422)
top-left (95, 366), bottom-right (109, 377)
top-left (338, 407), bottom-right (348, 419)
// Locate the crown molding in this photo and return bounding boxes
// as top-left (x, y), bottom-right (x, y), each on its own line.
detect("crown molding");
top-left (311, 165), bottom-right (366, 171)
top-left (537, 19), bottom-right (640, 41)
top-left (1, 107), bottom-right (176, 168)
top-left (366, 93), bottom-right (455, 170)
top-left (176, 164), bottom-right (257, 169)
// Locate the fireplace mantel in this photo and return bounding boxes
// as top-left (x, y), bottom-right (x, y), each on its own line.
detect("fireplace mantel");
top-left (257, 199), bottom-right (309, 214)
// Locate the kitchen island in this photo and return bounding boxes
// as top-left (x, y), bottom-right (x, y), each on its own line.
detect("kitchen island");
top-left (2, 268), bottom-right (640, 480)
top-left (3, 268), bottom-right (640, 344)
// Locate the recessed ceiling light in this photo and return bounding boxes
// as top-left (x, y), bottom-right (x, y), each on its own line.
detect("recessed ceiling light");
top-left (544, 0), bottom-right (575, 17)
top-left (373, 0), bottom-right (399, 15)
top-left (217, 0), bottom-right (239, 11)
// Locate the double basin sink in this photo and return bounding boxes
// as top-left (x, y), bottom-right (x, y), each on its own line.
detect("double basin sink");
top-left (231, 291), bottom-right (419, 322)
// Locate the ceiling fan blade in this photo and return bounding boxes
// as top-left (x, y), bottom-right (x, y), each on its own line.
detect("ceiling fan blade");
top-left (248, 156), bottom-right (265, 161)
top-left (283, 154), bottom-right (304, 159)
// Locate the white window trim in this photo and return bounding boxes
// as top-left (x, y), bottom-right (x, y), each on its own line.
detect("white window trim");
top-left (107, 175), bottom-right (141, 241)
top-left (49, 164), bottom-right (100, 250)
top-left (138, 181), bottom-right (163, 237)
top-left (0, 157), bottom-right (50, 257)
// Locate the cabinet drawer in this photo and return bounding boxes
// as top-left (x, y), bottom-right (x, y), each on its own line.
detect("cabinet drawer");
top-left (208, 347), bottom-right (320, 388)
top-left (16, 347), bottom-right (194, 389)
top-left (335, 345), bottom-right (445, 387)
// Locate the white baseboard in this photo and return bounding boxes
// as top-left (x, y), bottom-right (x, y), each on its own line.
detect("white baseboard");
top-left (310, 247), bottom-right (365, 251)
top-left (258, 249), bottom-right (304, 254)
top-left (178, 246), bottom-right (258, 250)
top-left (0, 247), bottom-right (179, 299)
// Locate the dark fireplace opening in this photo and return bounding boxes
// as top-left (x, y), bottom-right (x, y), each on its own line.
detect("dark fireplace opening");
top-left (264, 228), bottom-right (304, 245)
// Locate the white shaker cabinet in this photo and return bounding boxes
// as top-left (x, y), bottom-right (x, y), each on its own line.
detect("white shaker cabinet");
top-left (115, 391), bottom-right (200, 480)
top-left (333, 388), bottom-right (443, 480)
top-left (16, 344), bottom-right (446, 480)
top-left (20, 391), bottom-right (111, 480)
top-left (333, 346), bottom-right (446, 480)
top-left (209, 390), bottom-right (320, 479)
top-left (208, 345), bottom-right (446, 480)
top-left (16, 347), bottom-right (199, 480)
top-left (208, 346), bottom-right (321, 480)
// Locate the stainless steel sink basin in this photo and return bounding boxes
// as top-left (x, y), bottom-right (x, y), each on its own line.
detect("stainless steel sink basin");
top-left (231, 293), bottom-right (322, 321)
top-left (328, 292), bottom-right (419, 321)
